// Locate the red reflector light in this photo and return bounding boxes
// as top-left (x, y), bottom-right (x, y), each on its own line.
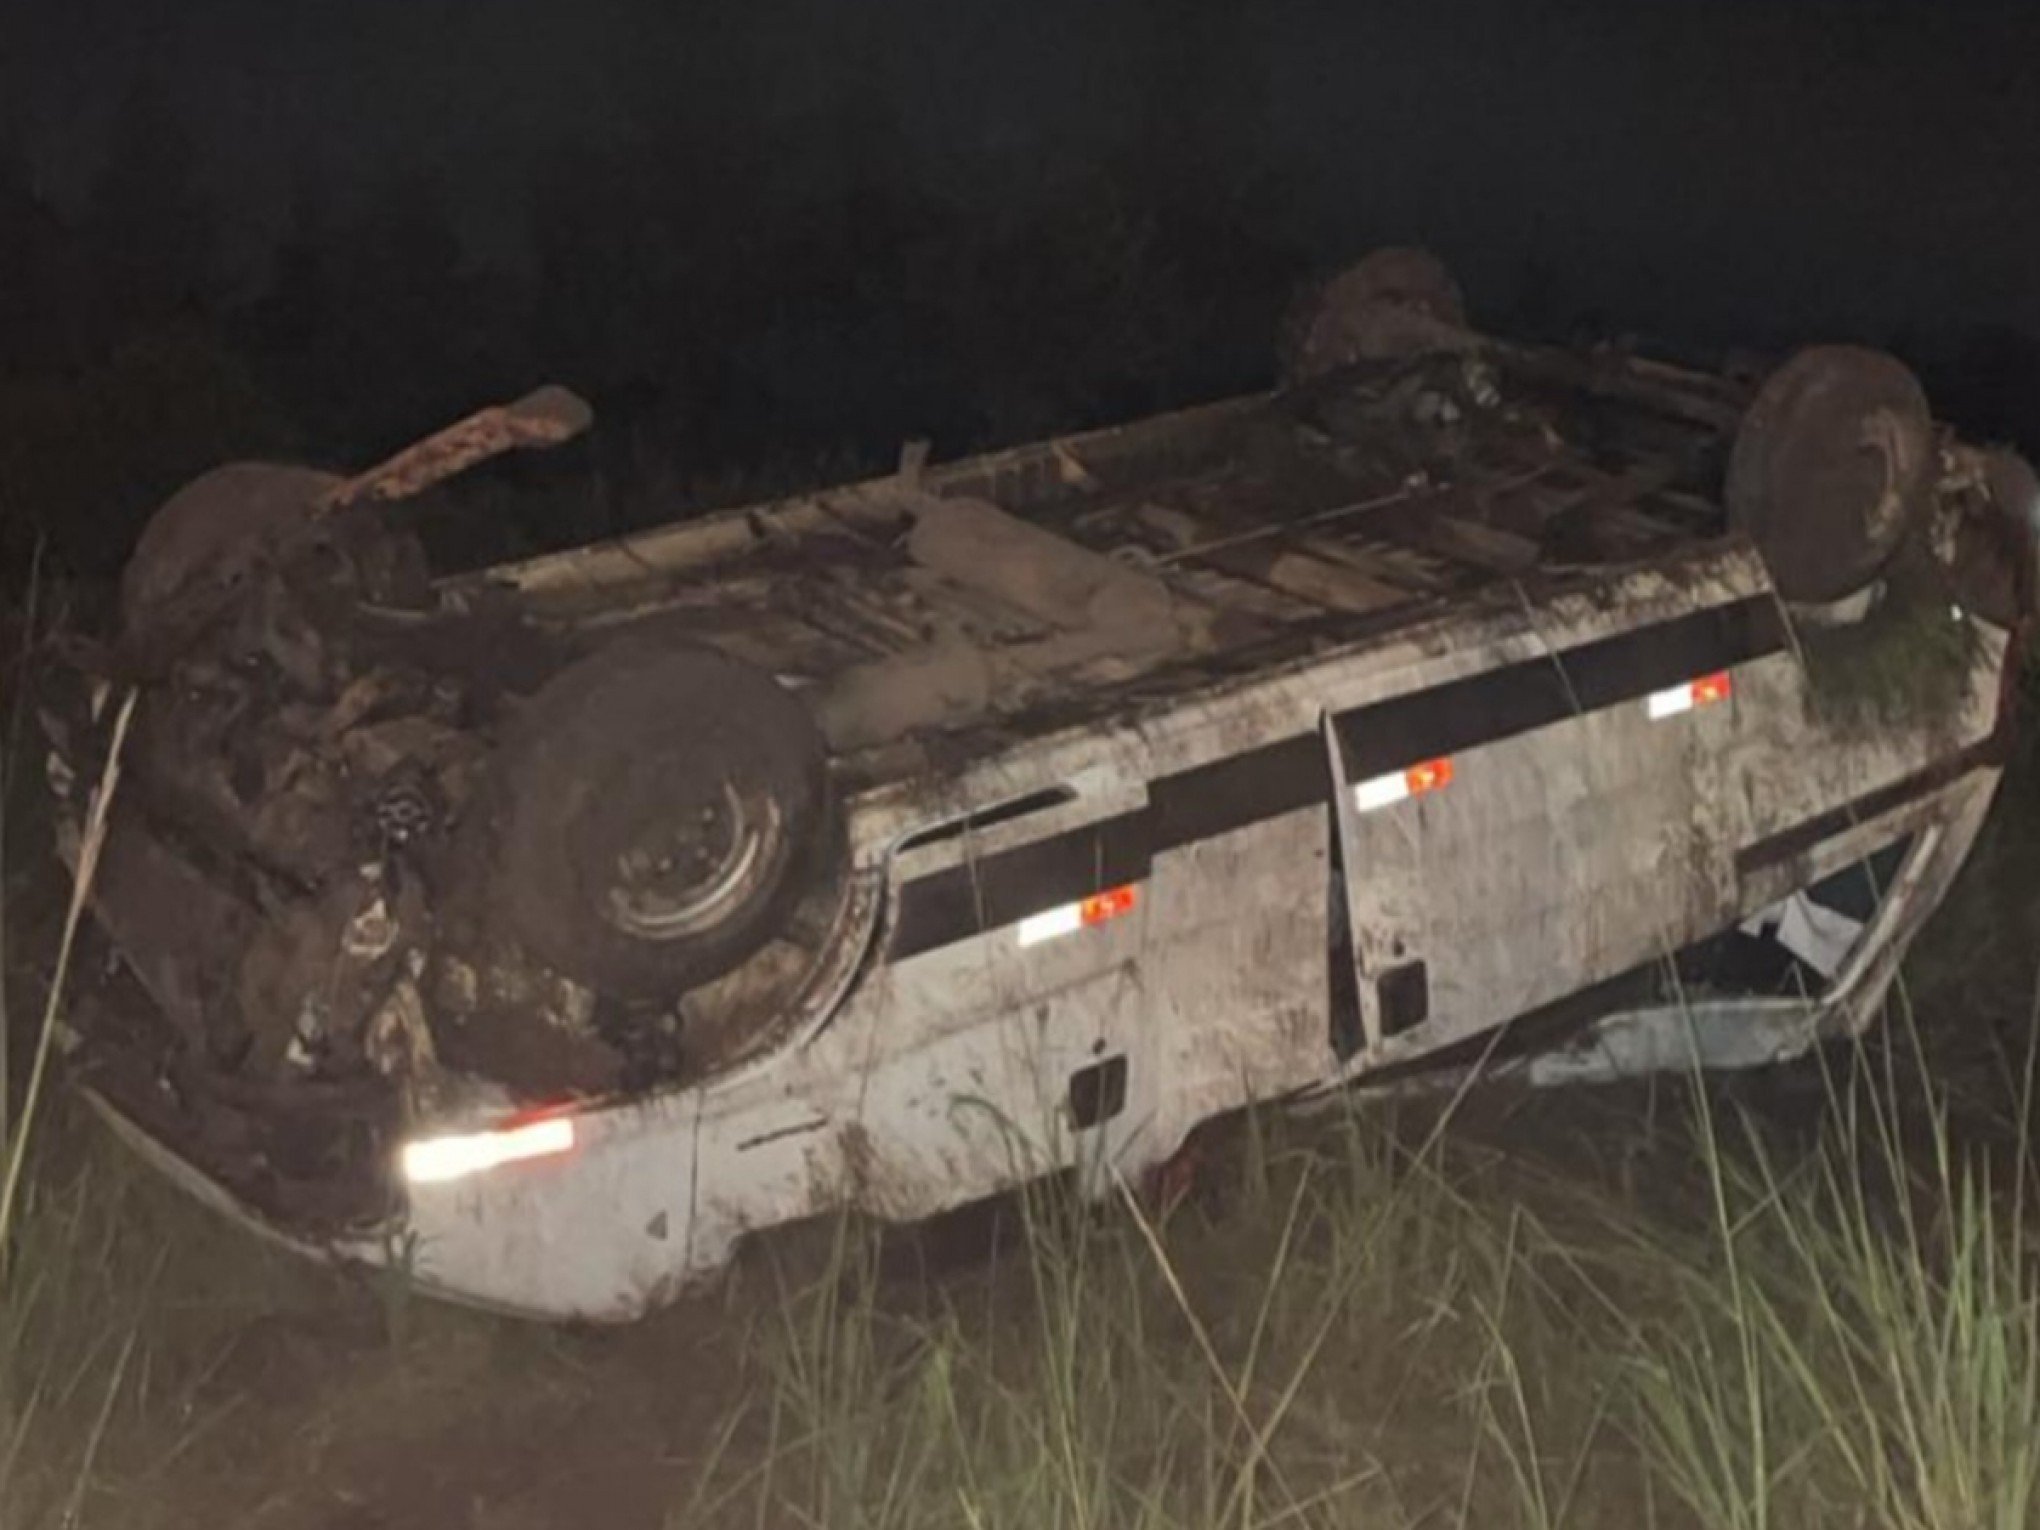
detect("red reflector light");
top-left (1355, 756), bottom-right (1456, 812)
top-left (1647, 670), bottom-right (1734, 720)
top-left (1405, 757), bottom-right (1455, 795)
top-left (1018, 883), bottom-right (1141, 946)
top-left (1080, 885), bottom-right (1139, 925)
top-left (1691, 671), bottom-right (1733, 706)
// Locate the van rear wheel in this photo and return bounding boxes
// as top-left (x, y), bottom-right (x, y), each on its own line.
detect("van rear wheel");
top-left (1281, 247), bottom-right (1470, 382)
top-left (1727, 346), bottom-right (1933, 605)
top-left (493, 643), bottom-right (835, 998)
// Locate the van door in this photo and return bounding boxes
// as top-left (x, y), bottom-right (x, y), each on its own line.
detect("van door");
top-left (1325, 600), bottom-right (1778, 1067)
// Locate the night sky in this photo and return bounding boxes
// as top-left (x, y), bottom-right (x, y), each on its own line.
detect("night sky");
top-left (10, 0), bottom-right (2039, 336)
top-left (6, 0), bottom-right (2040, 573)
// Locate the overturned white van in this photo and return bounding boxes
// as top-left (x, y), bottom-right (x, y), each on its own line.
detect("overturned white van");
top-left (46, 251), bottom-right (2035, 1319)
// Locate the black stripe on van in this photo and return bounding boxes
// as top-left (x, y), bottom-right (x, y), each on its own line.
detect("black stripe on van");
top-left (889, 595), bottom-right (1787, 960)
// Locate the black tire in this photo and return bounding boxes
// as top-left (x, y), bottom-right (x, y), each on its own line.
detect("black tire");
top-left (1281, 247), bottom-right (1469, 382)
top-left (493, 642), bottom-right (835, 998)
top-left (1726, 346), bottom-right (1933, 605)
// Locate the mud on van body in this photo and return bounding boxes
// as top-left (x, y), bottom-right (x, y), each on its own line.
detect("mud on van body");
top-left (45, 251), bottom-right (2036, 1319)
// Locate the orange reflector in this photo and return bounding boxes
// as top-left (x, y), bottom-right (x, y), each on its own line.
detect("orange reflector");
top-left (1018, 884), bottom-right (1141, 947)
top-left (1692, 671), bottom-right (1733, 706)
top-left (1647, 670), bottom-right (1733, 720)
top-left (401, 1114), bottom-right (576, 1184)
top-left (1354, 756), bottom-right (1455, 812)
top-left (1081, 885), bottom-right (1139, 925)
top-left (1406, 756), bottom-right (1455, 794)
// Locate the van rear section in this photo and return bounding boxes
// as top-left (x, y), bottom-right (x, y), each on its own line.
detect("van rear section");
top-left (45, 251), bottom-right (2034, 1318)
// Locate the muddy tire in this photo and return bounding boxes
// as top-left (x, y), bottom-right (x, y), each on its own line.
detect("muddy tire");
top-left (122, 463), bottom-right (342, 648)
top-left (493, 643), bottom-right (835, 998)
top-left (1281, 247), bottom-right (1469, 382)
top-left (1727, 346), bottom-right (1933, 605)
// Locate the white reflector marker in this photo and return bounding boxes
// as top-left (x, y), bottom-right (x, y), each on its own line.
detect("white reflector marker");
top-left (1353, 756), bottom-right (1455, 813)
top-left (1646, 670), bottom-right (1732, 720)
top-left (1017, 884), bottom-right (1140, 947)
top-left (402, 1114), bottom-right (576, 1184)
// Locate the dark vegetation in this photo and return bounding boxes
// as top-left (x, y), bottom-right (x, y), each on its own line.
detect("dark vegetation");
top-left (8, 11), bottom-right (2040, 1524)
top-left (0, 61), bottom-right (1306, 587)
top-left (9, 34), bottom-right (2040, 597)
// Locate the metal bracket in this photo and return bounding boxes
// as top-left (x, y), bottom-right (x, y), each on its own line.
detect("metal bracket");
top-left (1320, 711), bottom-right (1378, 1056)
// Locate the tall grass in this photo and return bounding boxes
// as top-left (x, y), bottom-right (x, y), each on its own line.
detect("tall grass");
top-left (0, 537), bottom-right (42, 1157)
top-left (705, 1105), bottom-right (1636, 1529)
top-left (0, 687), bottom-right (135, 1260)
top-left (1624, 1007), bottom-right (2040, 1530)
top-left (2, 1138), bottom-right (159, 1527)
top-left (0, 617), bottom-right (2035, 1527)
top-left (0, 993), bottom-right (2035, 1528)
top-left (684, 1013), bottom-right (2040, 1530)
top-left (1, 585), bottom-right (160, 1529)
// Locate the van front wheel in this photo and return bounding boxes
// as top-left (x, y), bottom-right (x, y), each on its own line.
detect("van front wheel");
top-left (492, 643), bottom-right (835, 998)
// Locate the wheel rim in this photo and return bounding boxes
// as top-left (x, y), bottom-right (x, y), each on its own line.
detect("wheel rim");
top-left (1859, 406), bottom-right (1923, 547)
top-left (603, 781), bottom-right (784, 941)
